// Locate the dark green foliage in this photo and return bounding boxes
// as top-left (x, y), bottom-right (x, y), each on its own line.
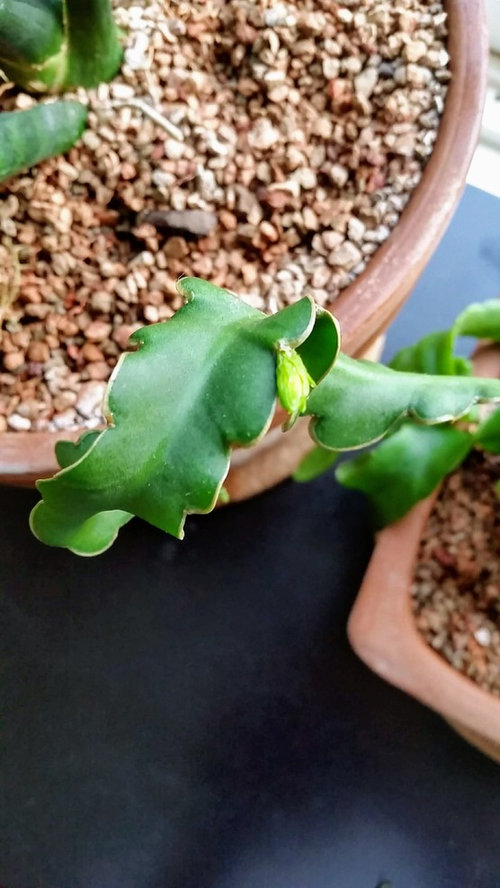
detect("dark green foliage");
top-left (292, 446), bottom-right (338, 482)
top-left (0, 100), bottom-right (88, 182)
top-left (335, 300), bottom-right (500, 526)
top-left (31, 279), bottom-right (339, 555)
top-left (30, 282), bottom-right (500, 555)
top-left (336, 423), bottom-right (473, 527)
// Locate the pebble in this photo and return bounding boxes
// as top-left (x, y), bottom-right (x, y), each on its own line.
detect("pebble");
top-left (354, 66), bottom-right (378, 99)
top-left (164, 139), bottom-right (185, 161)
top-left (52, 409), bottom-right (79, 430)
top-left (328, 241), bottom-right (363, 270)
top-left (144, 209), bottom-right (218, 237)
top-left (76, 381), bottom-right (107, 420)
top-left (85, 320), bottom-right (113, 342)
top-left (26, 341), bottom-right (50, 363)
top-left (7, 413), bottom-right (31, 431)
top-left (248, 119), bottom-right (281, 151)
top-left (263, 4), bottom-right (296, 27)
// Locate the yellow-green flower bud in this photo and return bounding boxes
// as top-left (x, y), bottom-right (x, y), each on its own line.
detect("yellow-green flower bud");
top-left (276, 346), bottom-right (314, 419)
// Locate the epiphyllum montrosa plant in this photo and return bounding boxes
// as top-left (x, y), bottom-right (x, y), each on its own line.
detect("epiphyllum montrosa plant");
top-left (29, 279), bottom-right (500, 555)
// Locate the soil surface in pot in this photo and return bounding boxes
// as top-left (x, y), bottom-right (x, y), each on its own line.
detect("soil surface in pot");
top-left (0, 0), bottom-right (449, 434)
top-left (412, 450), bottom-right (500, 697)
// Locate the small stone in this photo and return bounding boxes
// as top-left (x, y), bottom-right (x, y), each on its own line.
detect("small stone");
top-left (164, 139), bottom-right (185, 161)
top-left (302, 207), bottom-right (318, 231)
top-left (312, 266), bottom-right (331, 289)
top-left (90, 291), bottom-right (114, 314)
top-left (403, 40), bottom-right (428, 63)
top-left (322, 230), bottom-right (345, 251)
top-left (76, 381), bottom-right (107, 419)
top-left (87, 362), bottom-right (111, 381)
top-left (152, 170), bottom-right (176, 190)
top-left (84, 320), bottom-right (113, 342)
top-left (248, 119), bottom-right (280, 151)
top-left (328, 240), bottom-right (363, 270)
top-left (322, 57), bottom-right (340, 79)
top-left (354, 67), bottom-right (378, 99)
top-left (143, 305), bottom-right (160, 323)
top-left (242, 263), bottom-right (258, 287)
top-left (474, 628), bottom-right (491, 647)
top-left (293, 168), bottom-right (317, 190)
top-left (3, 351), bottom-right (25, 371)
top-left (81, 342), bottom-right (105, 362)
top-left (52, 409), bottom-right (78, 430)
top-left (164, 236), bottom-right (189, 258)
top-left (26, 341), bottom-right (50, 363)
top-left (144, 210), bottom-right (217, 237)
top-left (347, 217), bottom-right (366, 242)
top-left (7, 413), bottom-right (31, 431)
top-left (263, 4), bottom-right (295, 27)
top-left (337, 8), bottom-right (353, 25)
top-left (328, 163), bottom-right (349, 188)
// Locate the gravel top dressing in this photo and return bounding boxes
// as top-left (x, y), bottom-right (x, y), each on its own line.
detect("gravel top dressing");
top-left (412, 450), bottom-right (500, 698)
top-left (0, 0), bottom-right (449, 433)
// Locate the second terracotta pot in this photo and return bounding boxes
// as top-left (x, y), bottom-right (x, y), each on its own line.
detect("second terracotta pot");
top-left (348, 345), bottom-right (500, 762)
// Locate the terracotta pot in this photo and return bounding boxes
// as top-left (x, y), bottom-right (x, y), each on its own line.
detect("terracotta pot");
top-left (348, 345), bottom-right (500, 762)
top-left (0, 0), bottom-right (489, 492)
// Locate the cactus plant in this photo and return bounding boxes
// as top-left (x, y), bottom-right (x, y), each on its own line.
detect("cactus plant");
top-left (29, 280), bottom-right (500, 556)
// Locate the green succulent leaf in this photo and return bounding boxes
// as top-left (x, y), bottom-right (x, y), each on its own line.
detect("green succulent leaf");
top-left (305, 353), bottom-right (500, 451)
top-left (0, 100), bottom-right (88, 182)
top-left (292, 445), bottom-right (338, 483)
top-left (336, 423), bottom-right (474, 528)
top-left (30, 505), bottom-right (133, 557)
top-left (31, 278), bottom-right (339, 555)
top-left (389, 330), bottom-right (471, 376)
top-left (63, 0), bottom-right (123, 90)
top-left (388, 298), bottom-right (500, 379)
top-left (55, 430), bottom-right (101, 469)
top-left (454, 300), bottom-right (500, 340)
top-left (474, 407), bottom-right (500, 454)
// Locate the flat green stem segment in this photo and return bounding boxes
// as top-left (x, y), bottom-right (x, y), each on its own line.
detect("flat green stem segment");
top-left (336, 423), bottom-right (474, 527)
top-left (389, 300), bottom-right (500, 377)
top-left (305, 353), bottom-right (500, 451)
top-left (30, 278), bottom-right (339, 555)
top-left (62, 0), bottom-right (123, 88)
top-left (292, 445), bottom-right (338, 483)
top-left (0, 101), bottom-right (88, 182)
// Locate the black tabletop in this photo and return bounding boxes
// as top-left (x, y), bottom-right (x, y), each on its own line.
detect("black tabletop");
top-left (1, 185), bottom-right (500, 888)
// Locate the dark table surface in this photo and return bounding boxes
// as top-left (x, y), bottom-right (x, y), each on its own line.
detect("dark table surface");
top-left (1, 185), bottom-right (500, 888)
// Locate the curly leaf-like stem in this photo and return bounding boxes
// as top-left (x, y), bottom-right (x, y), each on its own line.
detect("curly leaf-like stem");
top-left (30, 279), bottom-right (339, 555)
top-left (304, 353), bottom-right (500, 451)
top-left (334, 298), bottom-right (500, 526)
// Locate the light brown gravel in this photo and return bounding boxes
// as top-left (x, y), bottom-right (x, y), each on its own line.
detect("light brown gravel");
top-left (412, 450), bottom-right (500, 697)
top-left (0, 0), bottom-right (449, 431)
